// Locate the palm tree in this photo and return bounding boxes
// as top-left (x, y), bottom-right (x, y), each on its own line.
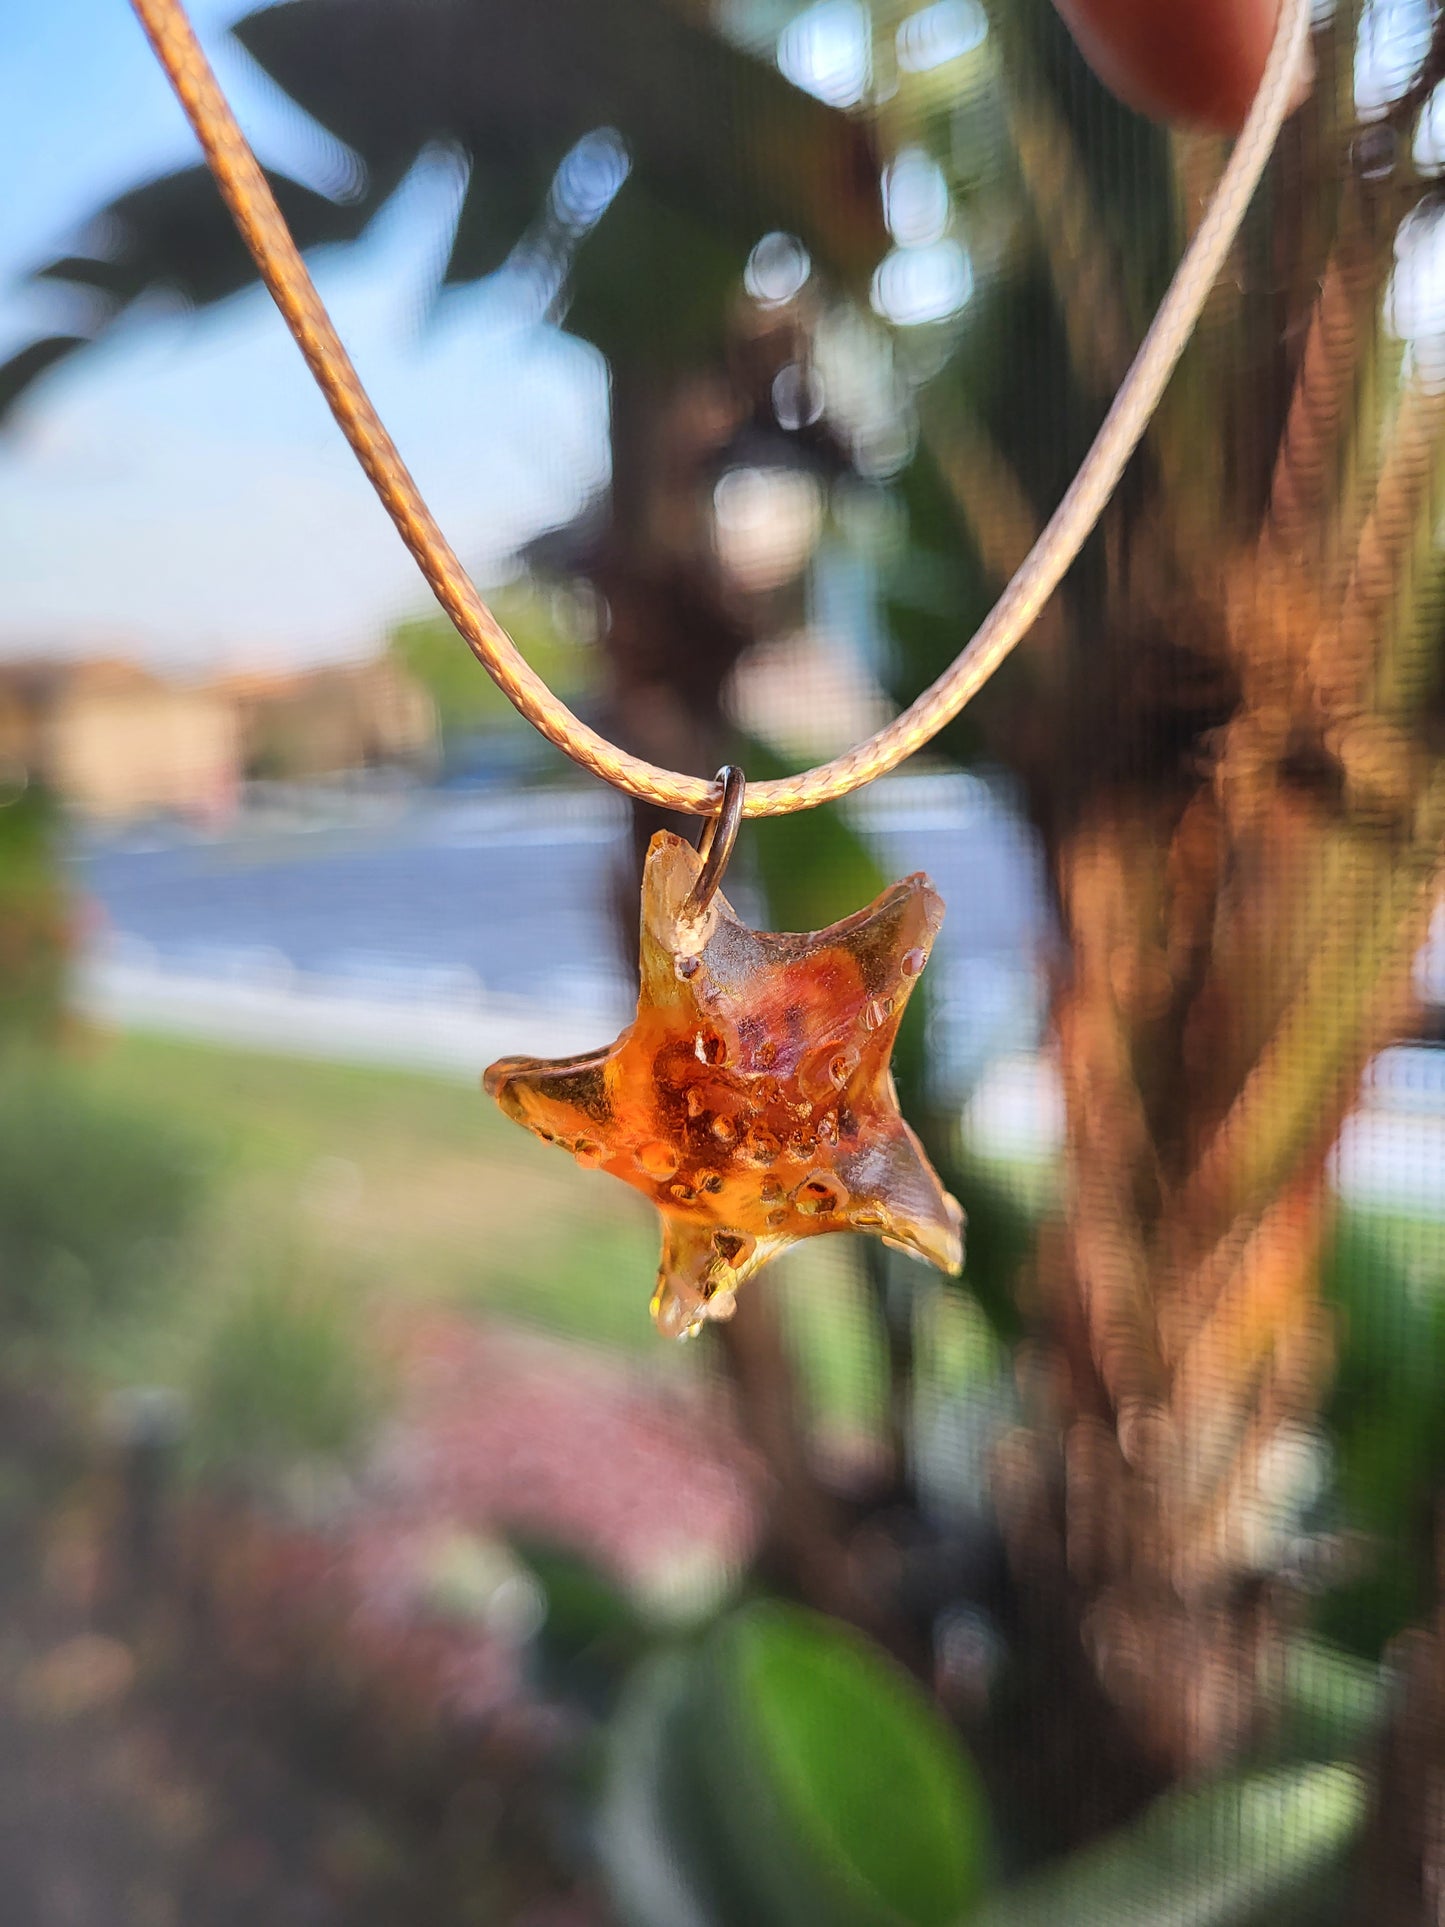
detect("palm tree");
top-left (11, 0), bottom-right (1445, 1885)
top-left (925, 1), bottom-right (1445, 1792)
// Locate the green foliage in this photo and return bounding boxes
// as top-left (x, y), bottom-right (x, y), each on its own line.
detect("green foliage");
top-left (776, 1237), bottom-right (892, 1445)
top-left (520, 1538), bottom-right (645, 1651)
top-left (877, 0), bottom-right (1159, 761)
top-left (1266, 1637), bottom-right (1386, 1770)
top-left (1316, 1209), bottom-right (1445, 1653)
top-left (715, 1603), bottom-right (991, 1926)
top-left (602, 1601), bottom-right (992, 1927)
top-left (187, 1255), bottom-right (389, 1482)
top-left (744, 737), bottom-right (889, 938)
top-left (941, 1152), bottom-right (1037, 1342)
top-left (881, 446), bottom-right (997, 770)
top-left (565, 178), bottom-right (753, 374)
top-left (0, 1054), bottom-right (206, 1352)
top-left (0, 787), bottom-right (70, 1048)
top-left (973, 1765), bottom-right (1364, 1927)
top-left (390, 579), bottom-right (595, 748)
top-left (511, 1535), bottom-right (653, 1710)
top-left (73, 1033), bottom-right (665, 1356)
top-left (981, 0), bottom-right (1178, 321)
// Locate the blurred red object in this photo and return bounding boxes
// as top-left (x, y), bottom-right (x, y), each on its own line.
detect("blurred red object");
top-left (1053, 0), bottom-right (1278, 131)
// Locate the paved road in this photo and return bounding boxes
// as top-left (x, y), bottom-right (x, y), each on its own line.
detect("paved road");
top-left (72, 774), bottom-right (1053, 1085)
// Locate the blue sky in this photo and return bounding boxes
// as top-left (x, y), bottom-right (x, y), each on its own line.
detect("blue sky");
top-left (0, 0), bottom-right (610, 671)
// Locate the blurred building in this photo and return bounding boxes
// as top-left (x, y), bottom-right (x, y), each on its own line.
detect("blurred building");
top-left (218, 656), bottom-right (437, 785)
top-left (0, 653), bottom-right (437, 822)
top-left (0, 659), bottom-right (239, 823)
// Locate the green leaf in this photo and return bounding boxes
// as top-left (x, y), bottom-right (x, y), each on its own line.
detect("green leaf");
top-left (598, 1651), bottom-right (717, 1927)
top-left (510, 1535), bottom-right (652, 1711)
top-left (563, 178), bottom-right (749, 373)
top-left (0, 337), bottom-right (90, 426)
top-left (443, 157), bottom-right (554, 286)
top-left (82, 165), bottom-right (376, 310)
top-left (1266, 1637), bottom-right (1385, 1767)
top-left (698, 1602), bottom-right (992, 1927)
top-left (974, 1764), bottom-right (1365, 1927)
top-left (1315, 1213), bottom-right (1445, 1653)
top-left (237, 0), bottom-right (884, 281)
top-left (600, 1604), bottom-right (992, 1927)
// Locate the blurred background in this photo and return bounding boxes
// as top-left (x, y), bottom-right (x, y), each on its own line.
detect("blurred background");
top-left (2, 0), bottom-right (1445, 1920)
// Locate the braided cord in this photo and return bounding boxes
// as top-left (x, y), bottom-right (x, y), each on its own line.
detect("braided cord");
top-left (129, 0), bottom-right (1310, 818)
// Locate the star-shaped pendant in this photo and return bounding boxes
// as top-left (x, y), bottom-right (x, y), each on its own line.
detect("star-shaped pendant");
top-left (484, 830), bottom-right (964, 1338)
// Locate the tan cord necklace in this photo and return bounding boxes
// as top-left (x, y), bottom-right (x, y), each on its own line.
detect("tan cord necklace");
top-left (128, 0), bottom-right (1310, 824)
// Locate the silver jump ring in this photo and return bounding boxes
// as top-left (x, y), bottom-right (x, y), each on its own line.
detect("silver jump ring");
top-left (685, 765), bottom-right (746, 916)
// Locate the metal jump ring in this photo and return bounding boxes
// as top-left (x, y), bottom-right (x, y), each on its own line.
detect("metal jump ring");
top-left (684, 765), bottom-right (745, 917)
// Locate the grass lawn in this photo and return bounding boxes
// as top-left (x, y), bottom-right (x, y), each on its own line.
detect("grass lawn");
top-left (78, 1029), bottom-right (665, 1357)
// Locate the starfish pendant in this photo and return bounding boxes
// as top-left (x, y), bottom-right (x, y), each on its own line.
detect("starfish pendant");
top-left (484, 829), bottom-right (964, 1339)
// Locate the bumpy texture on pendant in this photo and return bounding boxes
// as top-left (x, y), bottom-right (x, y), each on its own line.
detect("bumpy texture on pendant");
top-left (484, 830), bottom-right (964, 1339)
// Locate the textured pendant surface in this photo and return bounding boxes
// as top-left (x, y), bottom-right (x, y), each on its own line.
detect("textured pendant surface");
top-left (484, 830), bottom-right (963, 1338)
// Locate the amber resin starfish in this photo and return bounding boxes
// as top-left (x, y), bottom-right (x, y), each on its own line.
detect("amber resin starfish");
top-left (485, 830), bottom-right (964, 1337)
